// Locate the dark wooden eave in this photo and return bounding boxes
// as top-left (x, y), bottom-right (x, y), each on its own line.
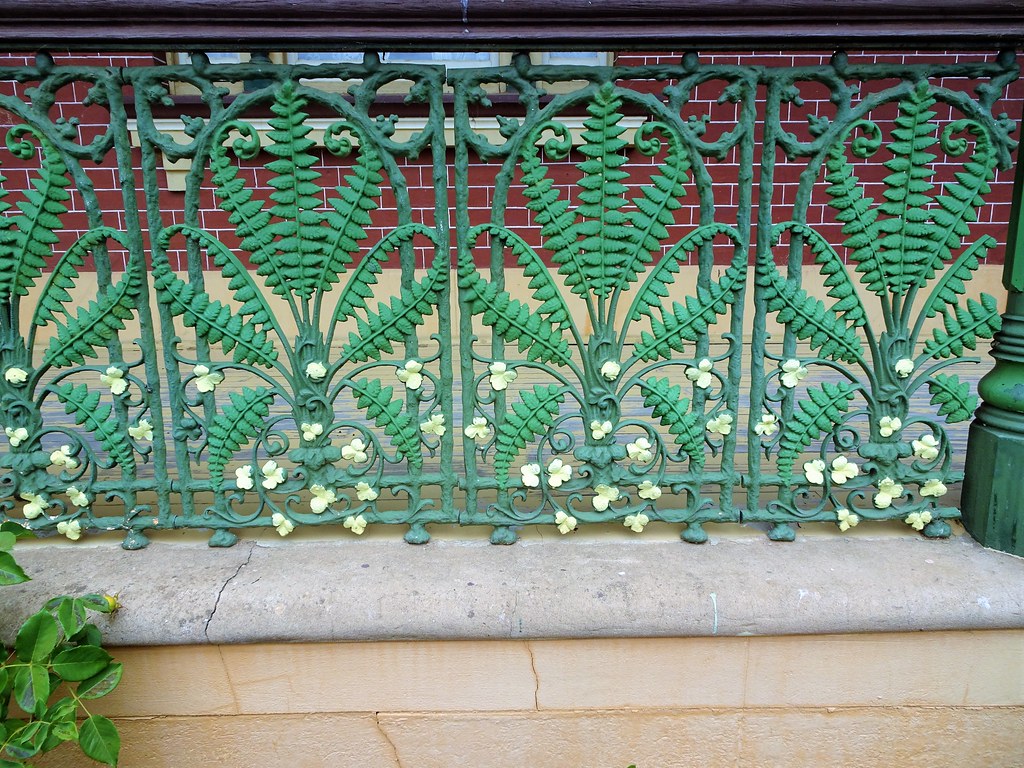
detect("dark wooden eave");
top-left (2, 0), bottom-right (1023, 51)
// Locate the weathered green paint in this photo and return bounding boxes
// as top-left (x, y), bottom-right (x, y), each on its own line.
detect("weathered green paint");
top-left (0, 51), bottom-right (1017, 546)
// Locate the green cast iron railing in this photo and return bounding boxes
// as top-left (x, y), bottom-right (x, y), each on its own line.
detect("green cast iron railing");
top-left (0, 47), bottom-right (1018, 547)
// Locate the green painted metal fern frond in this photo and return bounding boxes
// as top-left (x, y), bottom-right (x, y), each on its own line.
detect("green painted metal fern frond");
top-left (207, 387), bottom-right (276, 487)
top-left (494, 384), bottom-right (566, 486)
top-left (349, 377), bottom-right (422, 469)
top-left (639, 377), bottom-right (705, 466)
top-left (55, 383), bottom-right (136, 471)
top-left (776, 382), bottom-right (856, 483)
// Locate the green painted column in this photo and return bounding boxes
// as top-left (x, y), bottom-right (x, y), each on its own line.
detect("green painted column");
top-left (962, 142), bottom-right (1024, 555)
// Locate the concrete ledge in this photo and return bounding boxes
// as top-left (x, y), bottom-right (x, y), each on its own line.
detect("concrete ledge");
top-left (3, 532), bottom-right (1023, 646)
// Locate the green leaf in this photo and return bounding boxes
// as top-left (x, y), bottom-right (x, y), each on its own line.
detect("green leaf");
top-left (342, 259), bottom-right (446, 363)
top-left (79, 715), bottom-right (120, 766)
top-left (13, 664), bottom-right (49, 714)
top-left (56, 596), bottom-right (87, 638)
top-left (349, 378), bottom-right (422, 470)
top-left (152, 257), bottom-right (278, 367)
top-left (43, 262), bottom-right (141, 367)
top-left (924, 293), bottom-right (1001, 359)
top-left (458, 263), bottom-right (572, 366)
top-left (0, 550), bottom-right (28, 586)
top-left (3, 720), bottom-right (45, 760)
top-left (33, 227), bottom-right (127, 327)
top-left (77, 662), bottom-right (123, 700)
top-left (0, 132), bottom-right (71, 301)
top-left (207, 387), bottom-right (276, 488)
top-left (0, 531), bottom-right (14, 552)
top-left (921, 236), bottom-right (995, 321)
top-left (52, 645), bottom-right (113, 682)
top-left (633, 258), bottom-right (745, 362)
top-left (494, 384), bottom-right (566, 486)
top-left (757, 261), bottom-right (864, 363)
top-left (15, 610), bottom-right (58, 663)
top-left (55, 383), bottom-right (136, 471)
top-left (638, 377), bottom-right (705, 466)
top-left (777, 382), bottom-right (856, 483)
top-left (927, 373), bottom-right (978, 424)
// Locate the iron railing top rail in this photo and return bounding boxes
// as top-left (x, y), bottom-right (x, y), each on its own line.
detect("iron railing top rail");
top-left (2, 0), bottom-right (1023, 51)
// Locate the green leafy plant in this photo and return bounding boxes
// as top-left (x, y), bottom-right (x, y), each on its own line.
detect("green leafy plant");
top-left (0, 523), bottom-right (122, 765)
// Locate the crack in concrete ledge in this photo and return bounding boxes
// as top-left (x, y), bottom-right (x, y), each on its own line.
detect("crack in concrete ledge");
top-left (526, 640), bottom-right (540, 710)
top-left (204, 542), bottom-right (257, 641)
top-left (374, 712), bottom-right (403, 767)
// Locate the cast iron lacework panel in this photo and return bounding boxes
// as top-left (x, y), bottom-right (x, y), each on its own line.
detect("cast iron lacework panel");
top-left (0, 51), bottom-right (1017, 547)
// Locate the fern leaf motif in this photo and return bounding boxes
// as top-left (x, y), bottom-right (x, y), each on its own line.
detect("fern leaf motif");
top-left (55, 383), bottom-right (136, 471)
top-left (776, 382), bottom-right (855, 483)
top-left (0, 134), bottom-right (71, 301)
top-left (638, 377), bottom-right (705, 466)
top-left (494, 384), bottom-right (566, 486)
top-left (207, 387), bottom-right (275, 487)
top-left (778, 222), bottom-right (868, 329)
top-left (34, 227), bottom-right (125, 327)
top-left (924, 293), bottom-right (1001, 359)
top-left (633, 259), bottom-right (745, 362)
top-left (757, 262), bottom-right (864, 364)
top-left (927, 373), bottom-right (977, 424)
top-left (152, 259), bottom-right (278, 367)
top-left (349, 378), bottom-right (422, 469)
top-left (44, 264), bottom-right (142, 368)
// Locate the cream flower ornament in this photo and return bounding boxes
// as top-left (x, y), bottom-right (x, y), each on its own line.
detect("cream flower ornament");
top-left (905, 510), bottom-right (933, 531)
top-left (5, 427), bottom-right (28, 447)
top-left (520, 463), bottom-right (541, 488)
top-left (342, 438), bottom-right (368, 463)
top-left (193, 364), bottom-right (224, 393)
top-left (261, 460), bottom-right (285, 490)
top-left (685, 358), bottom-right (715, 389)
top-left (593, 484), bottom-right (620, 512)
top-left (624, 513), bottom-right (650, 533)
top-left (546, 458), bottom-right (573, 488)
top-left (301, 422), bottom-right (324, 442)
top-left (755, 412), bottom-right (779, 437)
top-left (396, 359), bottom-right (423, 390)
top-left (309, 484), bottom-right (337, 514)
top-left (420, 414), bottom-right (446, 436)
top-left (66, 486), bottom-right (90, 508)
top-left (344, 514), bottom-right (368, 535)
top-left (830, 456), bottom-right (859, 485)
top-left (837, 508), bottom-right (859, 532)
top-left (57, 519), bottom-right (82, 541)
top-left (780, 359), bottom-right (808, 388)
top-left (128, 419), bottom-right (153, 441)
top-left (4, 367), bottom-right (27, 385)
top-left (271, 512), bottom-right (294, 537)
top-left (355, 482), bottom-right (378, 502)
top-left (235, 466), bottom-right (255, 490)
top-left (920, 478), bottom-right (948, 498)
top-left (803, 459), bottom-right (826, 485)
top-left (637, 480), bottom-right (662, 501)
top-left (488, 361), bottom-right (518, 391)
top-left (464, 417), bottom-right (491, 442)
top-left (305, 361), bottom-right (328, 381)
top-left (626, 437), bottom-right (654, 464)
top-left (49, 445), bottom-right (78, 470)
top-left (590, 420), bottom-right (613, 440)
top-left (100, 366), bottom-right (128, 396)
top-left (912, 435), bottom-right (940, 461)
top-left (600, 360), bottom-right (621, 381)
top-left (554, 510), bottom-right (577, 534)
top-left (878, 416), bottom-right (902, 438)
top-left (894, 358), bottom-right (915, 379)
top-left (873, 477), bottom-right (904, 509)
top-left (706, 413), bottom-right (733, 436)
top-left (20, 492), bottom-right (46, 520)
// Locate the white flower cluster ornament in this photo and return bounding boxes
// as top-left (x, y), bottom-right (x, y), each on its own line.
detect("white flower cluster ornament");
top-left (920, 478), bottom-right (947, 498)
top-left (261, 460), bottom-right (285, 490)
top-left (829, 456), bottom-right (859, 485)
top-left (912, 434), bottom-right (940, 461)
top-left (57, 519), bottom-right (82, 541)
top-left (300, 422), bottom-right (324, 442)
top-left (21, 492), bottom-right (46, 520)
top-left (66, 486), bottom-right (90, 508)
top-left (705, 413), bottom-right (733, 436)
top-left (905, 510), bottom-right (933, 531)
top-left (600, 360), bottom-right (621, 381)
top-left (637, 481), bottom-right (661, 501)
top-left (272, 512), bottom-right (294, 536)
top-left (464, 417), bottom-right (491, 442)
top-left (488, 362), bottom-right (518, 391)
top-left (4, 367), bottom-right (27, 385)
top-left (836, 508), bottom-right (859, 532)
top-left (624, 513), bottom-right (649, 533)
top-left (309, 484), bottom-right (336, 514)
top-left (755, 412), bottom-right (779, 437)
top-left (420, 414), bottom-right (446, 436)
top-left (342, 438), bottom-right (368, 463)
top-left (355, 482), bottom-right (378, 502)
top-left (878, 416), bottom-right (902, 438)
top-left (593, 484), bottom-right (620, 511)
top-left (235, 466), bottom-right (254, 490)
top-left (49, 445), bottom-right (79, 471)
top-left (894, 358), bottom-right (915, 379)
top-left (873, 477), bottom-right (904, 509)
top-left (626, 437), bottom-right (653, 464)
top-left (554, 511), bottom-right (577, 534)
top-left (780, 359), bottom-right (808, 388)
top-left (803, 459), bottom-right (826, 485)
top-left (128, 420), bottom-right (153, 441)
top-left (305, 361), bottom-right (328, 381)
top-left (100, 366), bottom-right (128, 396)
top-left (590, 420), bottom-right (613, 440)
top-left (193, 364), bottom-right (224, 393)
top-left (344, 514), bottom-right (368, 535)
top-left (686, 359), bottom-right (715, 389)
top-left (520, 463), bottom-right (541, 488)
top-left (4, 427), bottom-right (28, 447)
top-left (396, 359), bottom-right (423, 390)
top-left (546, 458), bottom-right (572, 488)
